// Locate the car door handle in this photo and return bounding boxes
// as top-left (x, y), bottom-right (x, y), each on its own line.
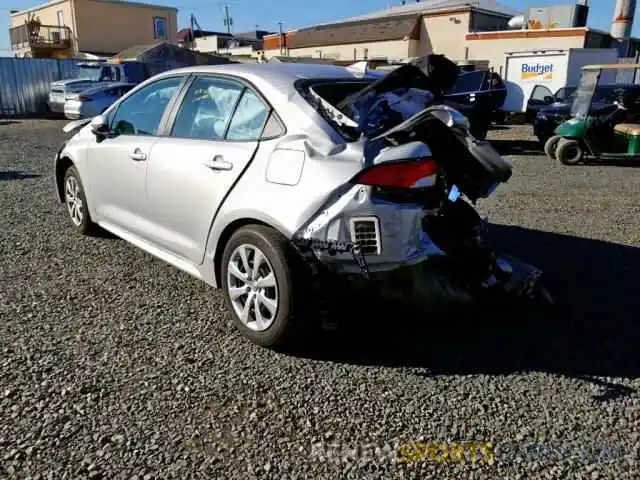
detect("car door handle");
top-left (129, 149), bottom-right (147, 161)
top-left (204, 156), bottom-right (232, 171)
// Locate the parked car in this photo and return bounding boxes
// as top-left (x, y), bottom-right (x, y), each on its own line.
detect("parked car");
top-left (48, 62), bottom-right (132, 115)
top-left (54, 61), bottom-right (550, 349)
top-left (48, 43), bottom-right (236, 116)
top-left (533, 84), bottom-right (640, 144)
top-left (525, 85), bottom-right (577, 123)
top-left (443, 70), bottom-right (508, 138)
top-left (64, 82), bottom-right (137, 120)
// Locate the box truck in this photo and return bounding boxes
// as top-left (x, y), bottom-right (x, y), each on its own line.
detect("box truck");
top-left (502, 48), bottom-right (619, 113)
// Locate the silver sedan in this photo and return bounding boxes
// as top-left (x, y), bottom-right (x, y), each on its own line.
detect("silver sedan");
top-left (53, 62), bottom-right (494, 348)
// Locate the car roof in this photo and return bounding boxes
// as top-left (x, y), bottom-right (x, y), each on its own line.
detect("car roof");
top-left (81, 82), bottom-right (137, 94)
top-left (155, 62), bottom-right (380, 88)
top-left (583, 63), bottom-right (640, 71)
top-left (595, 83), bottom-right (640, 89)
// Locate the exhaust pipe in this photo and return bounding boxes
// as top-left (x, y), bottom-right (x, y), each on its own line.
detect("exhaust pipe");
top-left (611, 0), bottom-right (637, 39)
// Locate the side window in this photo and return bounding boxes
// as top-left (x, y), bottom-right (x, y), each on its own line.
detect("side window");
top-left (530, 85), bottom-right (553, 101)
top-left (226, 89), bottom-right (270, 141)
top-left (485, 72), bottom-right (504, 90)
top-left (171, 76), bottom-right (244, 140)
top-left (261, 111), bottom-right (286, 139)
top-left (111, 76), bottom-right (183, 136)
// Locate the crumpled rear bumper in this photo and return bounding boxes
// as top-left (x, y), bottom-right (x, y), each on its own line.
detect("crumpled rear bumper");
top-left (292, 183), bottom-right (445, 275)
top-left (291, 181), bottom-right (546, 306)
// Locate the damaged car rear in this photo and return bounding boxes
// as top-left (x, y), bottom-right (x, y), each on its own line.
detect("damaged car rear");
top-left (54, 56), bottom-right (552, 349)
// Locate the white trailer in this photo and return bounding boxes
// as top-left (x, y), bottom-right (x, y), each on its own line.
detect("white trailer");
top-left (502, 48), bottom-right (620, 113)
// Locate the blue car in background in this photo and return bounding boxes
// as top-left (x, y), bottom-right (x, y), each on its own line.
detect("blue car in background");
top-left (63, 82), bottom-right (137, 120)
top-left (444, 69), bottom-right (508, 139)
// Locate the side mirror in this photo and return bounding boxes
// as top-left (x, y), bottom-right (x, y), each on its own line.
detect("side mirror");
top-left (544, 95), bottom-right (554, 104)
top-left (90, 114), bottom-right (110, 136)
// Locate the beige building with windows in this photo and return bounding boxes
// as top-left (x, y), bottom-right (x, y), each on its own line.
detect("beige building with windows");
top-left (262, 0), bottom-right (637, 76)
top-left (262, 0), bottom-right (516, 62)
top-left (9, 0), bottom-right (178, 59)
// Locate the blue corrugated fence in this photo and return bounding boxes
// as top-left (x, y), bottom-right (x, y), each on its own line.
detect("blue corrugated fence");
top-left (0, 58), bottom-right (79, 118)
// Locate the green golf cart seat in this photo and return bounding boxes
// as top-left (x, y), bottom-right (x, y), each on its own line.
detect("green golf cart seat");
top-left (613, 123), bottom-right (640, 135)
top-left (614, 123), bottom-right (640, 154)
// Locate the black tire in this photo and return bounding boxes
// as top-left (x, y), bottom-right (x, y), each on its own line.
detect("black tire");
top-left (220, 225), bottom-right (310, 349)
top-left (493, 110), bottom-right (506, 125)
top-left (62, 165), bottom-right (98, 235)
top-left (471, 122), bottom-right (489, 140)
top-left (556, 138), bottom-right (584, 165)
top-left (544, 135), bottom-right (562, 160)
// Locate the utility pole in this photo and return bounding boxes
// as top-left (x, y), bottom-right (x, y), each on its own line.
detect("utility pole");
top-left (188, 13), bottom-right (203, 50)
top-left (277, 21), bottom-right (284, 55)
top-left (223, 5), bottom-right (233, 35)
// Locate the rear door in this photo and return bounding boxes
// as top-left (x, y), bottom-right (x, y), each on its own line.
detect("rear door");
top-left (144, 74), bottom-right (272, 264)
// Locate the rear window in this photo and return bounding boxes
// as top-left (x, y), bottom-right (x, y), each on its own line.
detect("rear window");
top-left (296, 79), bottom-right (373, 141)
top-left (295, 78), bottom-right (434, 142)
top-left (447, 71), bottom-right (485, 94)
top-left (593, 86), bottom-right (626, 104)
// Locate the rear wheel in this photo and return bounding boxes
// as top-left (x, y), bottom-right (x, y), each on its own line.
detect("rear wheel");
top-left (544, 135), bottom-right (562, 160)
top-left (220, 225), bottom-right (310, 349)
top-left (556, 138), bottom-right (585, 165)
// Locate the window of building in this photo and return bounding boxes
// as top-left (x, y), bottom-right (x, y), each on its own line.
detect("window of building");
top-left (153, 16), bottom-right (168, 40)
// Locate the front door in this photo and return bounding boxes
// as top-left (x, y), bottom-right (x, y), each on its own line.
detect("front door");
top-left (84, 75), bottom-right (186, 238)
top-left (526, 85), bottom-right (554, 121)
top-left (144, 75), bottom-right (271, 264)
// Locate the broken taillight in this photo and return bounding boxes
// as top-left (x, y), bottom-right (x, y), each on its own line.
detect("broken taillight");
top-left (353, 159), bottom-right (439, 189)
top-left (78, 95), bottom-right (92, 102)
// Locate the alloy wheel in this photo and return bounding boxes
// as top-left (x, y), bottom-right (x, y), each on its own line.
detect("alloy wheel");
top-left (65, 175), bottom-right (83, 226)
top-left (226, 244), bottom-right (279, 331)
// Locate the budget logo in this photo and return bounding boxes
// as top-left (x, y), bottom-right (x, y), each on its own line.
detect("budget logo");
top-left (521, 63), bottom-right (554, 80)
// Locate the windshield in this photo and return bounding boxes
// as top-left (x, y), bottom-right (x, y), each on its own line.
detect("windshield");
top-left (592, 86), bottom-right (626, 104)
top-left (555, 87), bottom-right (577, 102)
top-left (571, 70), bottom-right (600, 118)
top-left (76, 65), bottom-right (102, 81)
top-left (446, 71), bottom-right (485, 94)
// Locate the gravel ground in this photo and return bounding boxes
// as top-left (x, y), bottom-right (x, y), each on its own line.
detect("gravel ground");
top-left (1, 119), bottom-right (639, 479)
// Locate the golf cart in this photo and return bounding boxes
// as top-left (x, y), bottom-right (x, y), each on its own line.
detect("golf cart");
top-left (544, 63), bottom-right (640, 165)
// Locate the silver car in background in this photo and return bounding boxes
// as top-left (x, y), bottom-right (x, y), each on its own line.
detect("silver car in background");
top-left (54, 61), bottom-right (549, 349)
top-left (64, 82), bottom-right (137, 120)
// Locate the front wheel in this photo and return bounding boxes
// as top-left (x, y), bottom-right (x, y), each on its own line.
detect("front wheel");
top-left (556, 138), bottom-right (585, 165)
top-left (220, 225), bottom-right (310, 349)
top-left (543, 135), bottom-right (562, 160)
top-left (63, 166), bottom-right (98, 235)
